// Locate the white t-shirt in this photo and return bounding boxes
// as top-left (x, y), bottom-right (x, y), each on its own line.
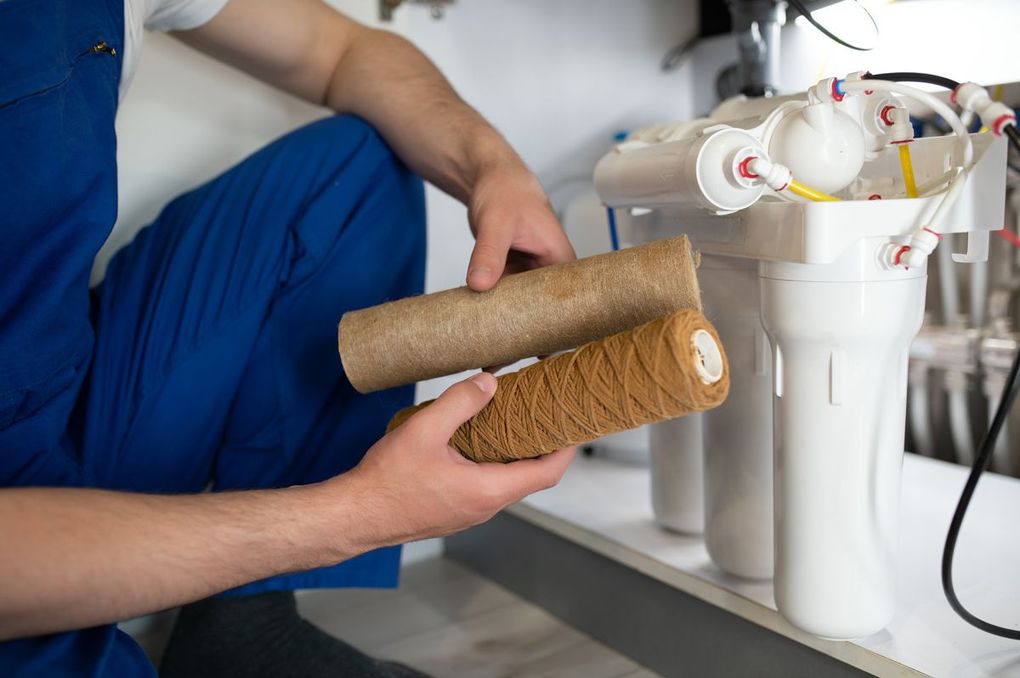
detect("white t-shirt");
top-left (121, 0), bottom-right (230, 96)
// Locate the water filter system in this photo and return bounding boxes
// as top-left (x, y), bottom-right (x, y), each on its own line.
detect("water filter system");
top-left (594, 72), bottom-right (1016, 639)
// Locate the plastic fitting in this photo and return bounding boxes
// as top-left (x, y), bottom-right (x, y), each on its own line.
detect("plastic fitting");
top-left (883, 105), bottom-right (914, 145)
top-left (808, 76), bottom-right (845, 104)
top-left (745, 156), bottom-right (792, 191)
top-left (887, 227), bottom-right (941, 269)
top-left (952, 82), bottom-right (1016, 136)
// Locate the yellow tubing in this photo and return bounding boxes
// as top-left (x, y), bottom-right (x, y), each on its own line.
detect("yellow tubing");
top-left (786, 179), bottom-right (840, 202)
top-left (899, 144), bottom-right (919, 198)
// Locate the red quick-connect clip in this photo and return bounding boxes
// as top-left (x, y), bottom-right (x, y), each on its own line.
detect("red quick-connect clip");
top-left (831, 78), bottom-right (845, 102)
top-left (894, 245), bottom-right (911, 267)
top-left (737, 156), bottom-right (759, 179)
top-left (992, 113), bottom-right (1016, 136)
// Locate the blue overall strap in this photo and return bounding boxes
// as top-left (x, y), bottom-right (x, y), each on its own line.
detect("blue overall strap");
top-left (0, 1), bottom-right (156, 675)
top-left (0, 0), bottom-right (119, 478)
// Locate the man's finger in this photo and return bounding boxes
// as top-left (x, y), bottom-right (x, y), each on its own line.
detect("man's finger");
top-left (528, 215), bottom-right (576, 268)
top-left (466, 228), bottom-right (513, 292)
top-left (417, 372), bottom-right (497, 441)
top-left (476, 446), bottom-right (576, 504)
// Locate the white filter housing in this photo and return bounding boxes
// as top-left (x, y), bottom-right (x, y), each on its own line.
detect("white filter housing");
top-left (762, 243), bottom-right (926, 638)
top-left (612, 129), bottom-right (1006, 639)
top-left (594, 127), bottom-right (766, 214)
top-left (649, 415), bottom-right (705, 534)
top-left (699, 256), bottom-right (774, 580)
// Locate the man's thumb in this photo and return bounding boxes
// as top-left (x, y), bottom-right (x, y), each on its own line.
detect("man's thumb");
top-left (420, 373), bottom-right (496, 440)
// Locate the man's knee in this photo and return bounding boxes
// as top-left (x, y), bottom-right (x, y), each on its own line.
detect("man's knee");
top-left (281, 115), bottom-right (397, 176)
top-left (289, 115), bottom-right (423, 220)
top-left (252, 114), bottom-right (422, 261)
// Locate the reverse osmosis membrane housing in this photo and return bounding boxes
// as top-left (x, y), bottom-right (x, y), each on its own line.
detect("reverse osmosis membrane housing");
top-left (595, 77), bottom-right (1009, 639)
top-left (594, 125), bottom-right (766, 214)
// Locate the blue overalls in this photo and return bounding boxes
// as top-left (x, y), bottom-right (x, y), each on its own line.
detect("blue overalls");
top-left (0, 0), bottom-right (426, 674)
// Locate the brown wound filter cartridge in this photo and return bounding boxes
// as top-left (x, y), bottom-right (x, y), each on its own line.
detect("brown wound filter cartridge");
top-left (387, 309), bottom-right (728, 463)
top-left (338, 235), bottom-right (701, 393)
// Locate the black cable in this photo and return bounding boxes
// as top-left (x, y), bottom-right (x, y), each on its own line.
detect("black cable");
top-left (1008, 122), bottom-right (1020, 174)
top-left (940, 122), bottom-right (1020, 640)
top-left (786, 0), bottom-right (878, 52)
top-left (864, 71), bottom-right (961, 92)
top-left (875, 68), bottom-right (1020, 638)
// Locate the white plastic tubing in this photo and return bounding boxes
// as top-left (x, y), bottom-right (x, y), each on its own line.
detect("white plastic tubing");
top-left (840, 79), bottom-right (973, 166)
top-left (840, 78), bottom-right (975, 240)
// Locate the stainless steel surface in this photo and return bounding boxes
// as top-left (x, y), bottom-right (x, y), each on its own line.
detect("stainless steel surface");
top-left (907, 159), bottom-right (1020, 474)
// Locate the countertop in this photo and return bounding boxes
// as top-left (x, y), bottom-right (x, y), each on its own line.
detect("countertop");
top-left (507, 453), bottom-right (1020, 677)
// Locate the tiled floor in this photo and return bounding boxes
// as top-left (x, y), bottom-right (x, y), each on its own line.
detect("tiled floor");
top-left (128, 556), bottom-right (657, 677)
top-left (298, 557), bottom-right (656, 678)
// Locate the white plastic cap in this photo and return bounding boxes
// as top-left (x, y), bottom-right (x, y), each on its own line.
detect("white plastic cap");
top-left (696, 128), bottom-right (770, 212)
top-left (691, 329), bottom-right (724, 385)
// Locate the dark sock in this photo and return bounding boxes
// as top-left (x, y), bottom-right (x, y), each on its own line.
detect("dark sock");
top-left (159, 591), bottom-right (429, 678)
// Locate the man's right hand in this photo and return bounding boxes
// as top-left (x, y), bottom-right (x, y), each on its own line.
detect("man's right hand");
top-left (0, 372), bottom-right (572, 641)
top-left (330, 372), bottom-right (574, 550)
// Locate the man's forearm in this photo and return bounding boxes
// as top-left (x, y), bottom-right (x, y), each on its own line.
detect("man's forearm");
top-left (324, 27), bottom-right (521, 204)
top-left (177, 0), bottom-right (531, 208)
top-left (0, 480), bottom-right (366, 641)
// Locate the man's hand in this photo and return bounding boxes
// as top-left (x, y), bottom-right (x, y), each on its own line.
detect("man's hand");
top-left (465, 159), bottom-right (576, 292)
top-left (0, 373), bottom-right (573, 641)
top-left (335, 372), bottom-right (574, 549)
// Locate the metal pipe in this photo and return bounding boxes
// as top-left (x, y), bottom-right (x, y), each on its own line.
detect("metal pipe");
top-left (946, 380), bottom-right (975, 465)
top-left (726, 0), bottom-right (786, 97)
top-left (982, 335), bottom-right (1020, 474)
top-left (908, 366), bottom-right (934, 457)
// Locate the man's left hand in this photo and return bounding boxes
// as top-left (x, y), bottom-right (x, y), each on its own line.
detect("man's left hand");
top-left (465, 162), bottom-right (576, 292)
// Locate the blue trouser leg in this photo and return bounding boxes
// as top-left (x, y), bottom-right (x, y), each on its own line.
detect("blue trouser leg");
top-left (0, 115), bottom-right (425, 677)
top-left (84, 114), bottom-right (425, 589)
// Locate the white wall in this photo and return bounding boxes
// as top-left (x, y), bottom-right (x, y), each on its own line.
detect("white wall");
top-left (102, 1), bottom-right (397, 284)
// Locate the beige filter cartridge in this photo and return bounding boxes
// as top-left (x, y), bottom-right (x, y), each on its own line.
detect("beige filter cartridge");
top-left (387, 310), bottom-right (729, 463)
top-left (338, 235), bottom-right (702, 393)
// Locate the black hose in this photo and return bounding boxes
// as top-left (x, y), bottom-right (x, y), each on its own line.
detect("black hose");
top-left (787, 0), bottom-right (878, 52)
top-left (864, 71), bottom-right (961, 92)
top-left (939, 123), bottom-right (1020, 640)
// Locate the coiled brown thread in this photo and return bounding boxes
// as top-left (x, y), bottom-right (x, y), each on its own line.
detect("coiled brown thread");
top-left (388, 309), bottom-right (729, 463)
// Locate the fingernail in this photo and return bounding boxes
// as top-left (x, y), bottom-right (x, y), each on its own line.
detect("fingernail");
top-left (468, 267), bottom-right (491, 283)
top-left (470, 372), bottom-right (495, 393)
